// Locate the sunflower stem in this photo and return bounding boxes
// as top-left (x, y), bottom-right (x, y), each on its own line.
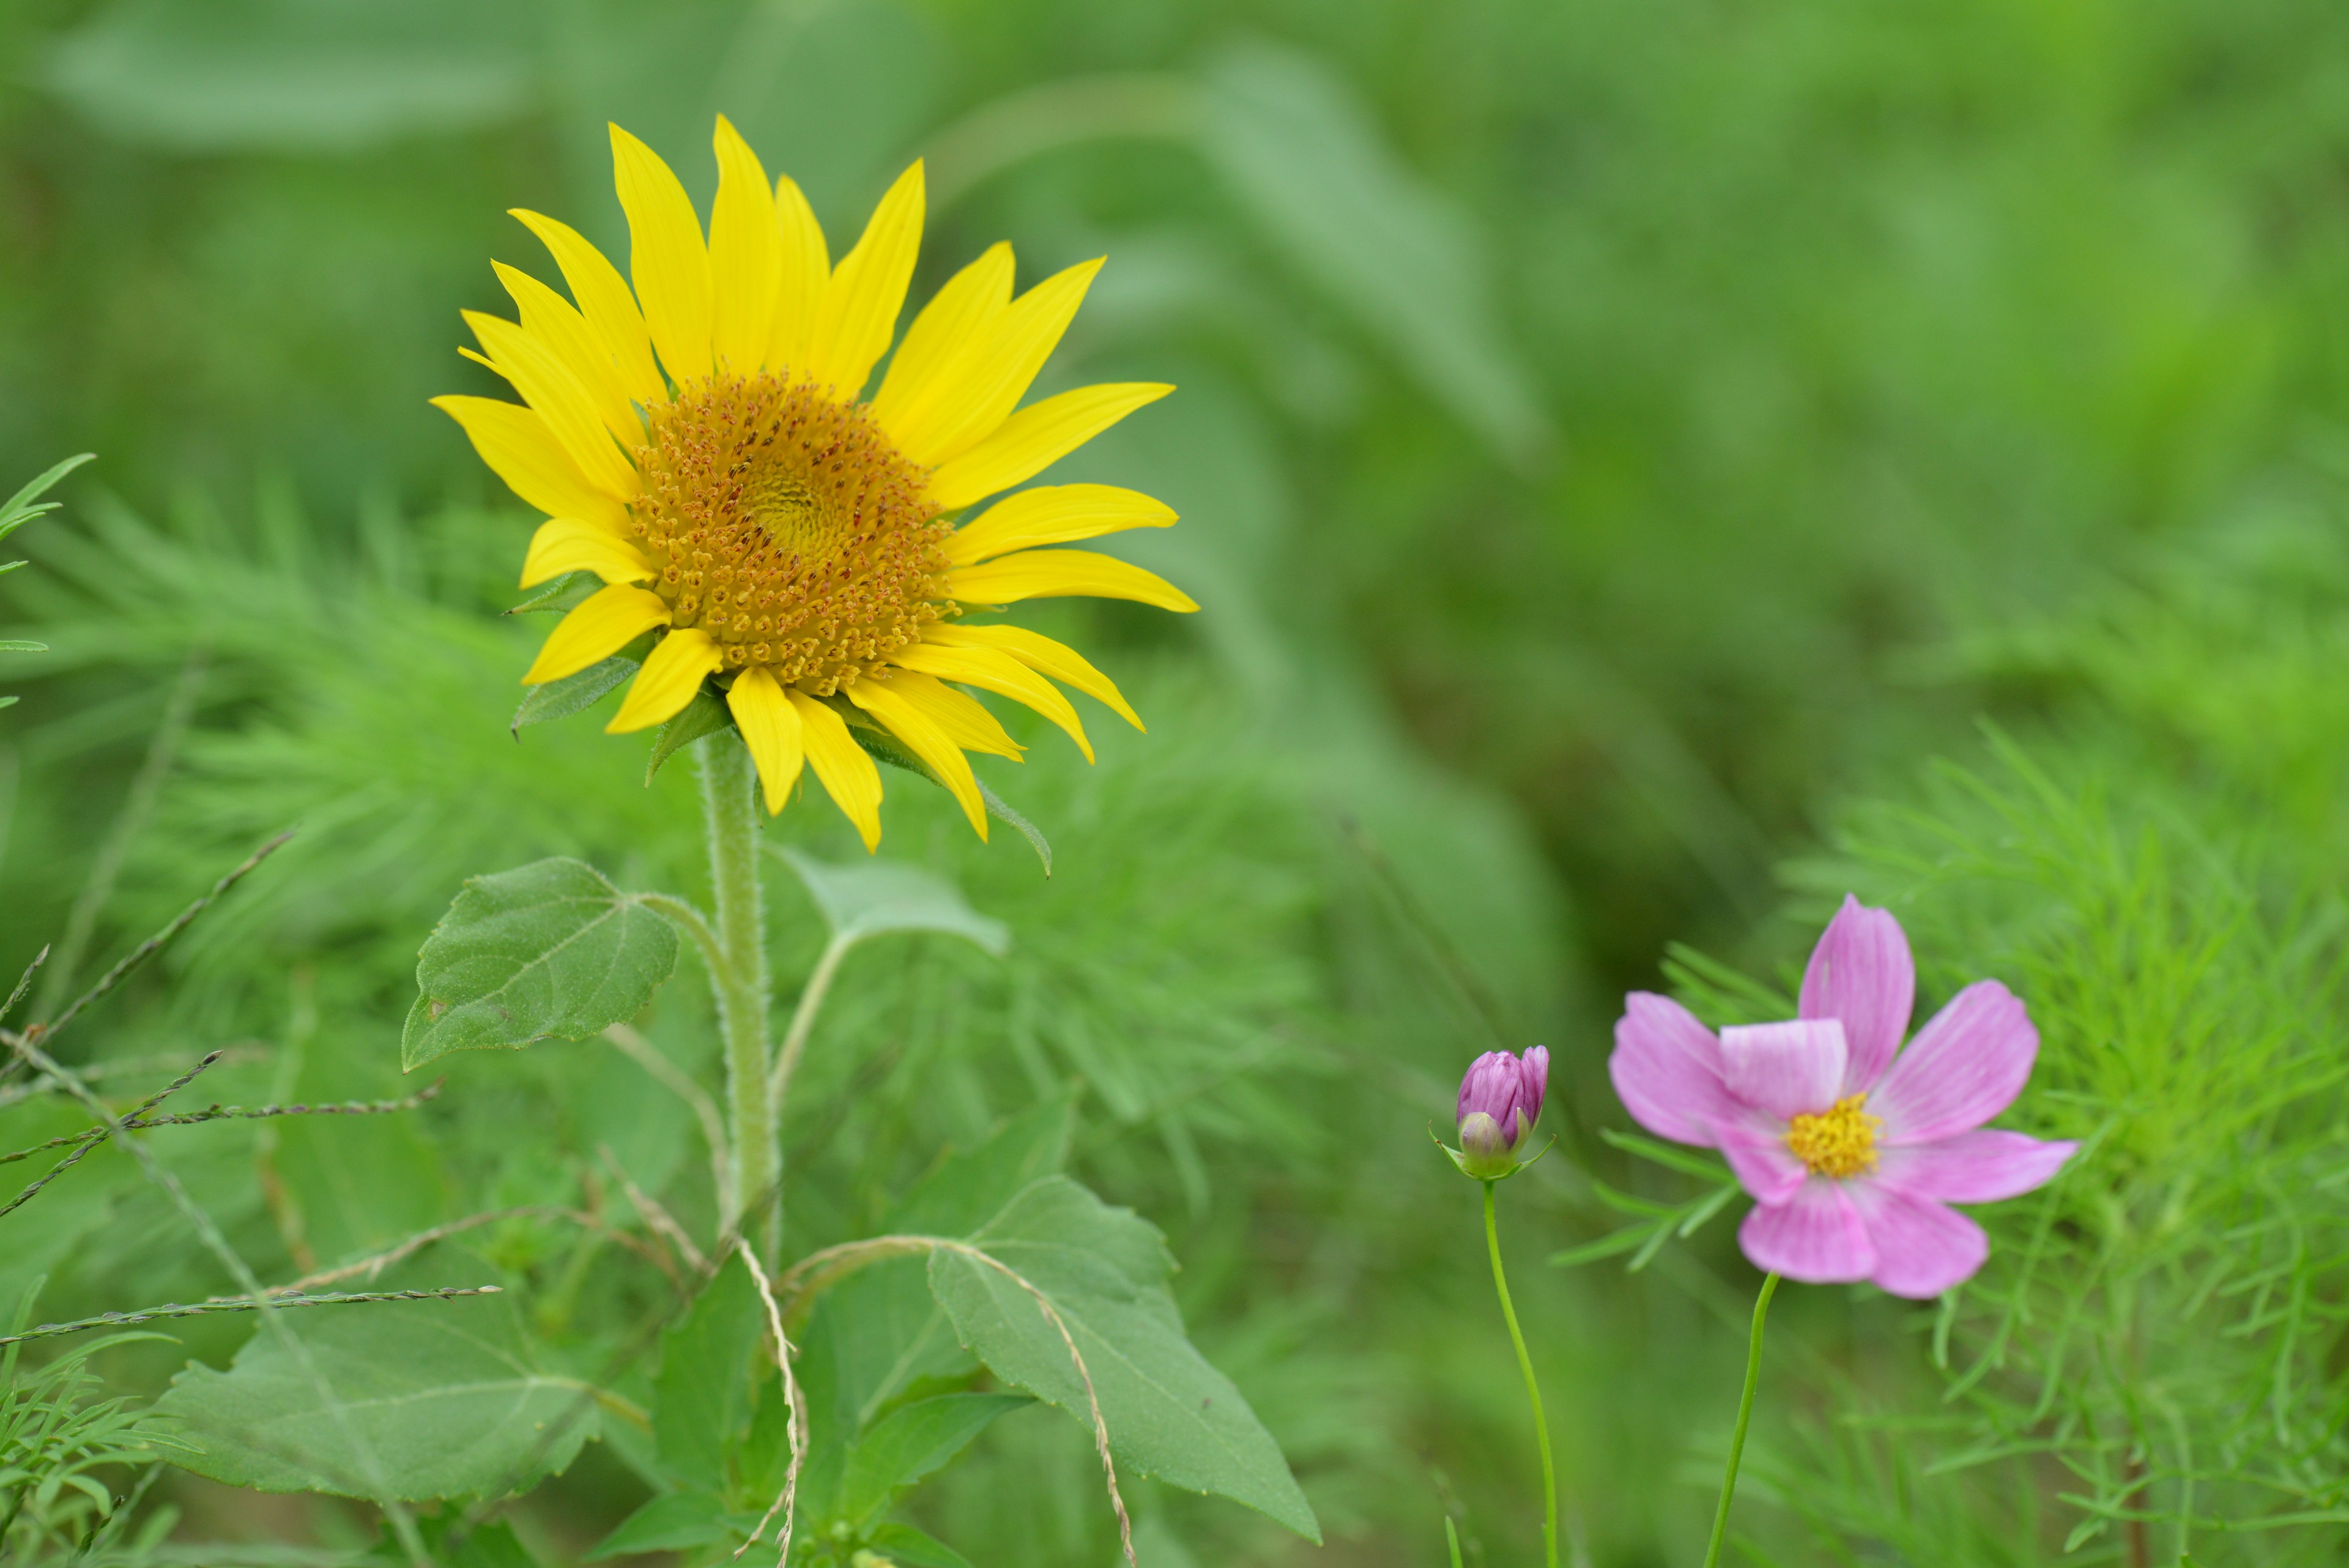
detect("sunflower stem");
top-left (1483, 1180), bottom-right (1558, 1568)
top-left (1702, 1271), bottom-right (1779, 1568)
top-left (699, 731), bottom-right (776, 1258)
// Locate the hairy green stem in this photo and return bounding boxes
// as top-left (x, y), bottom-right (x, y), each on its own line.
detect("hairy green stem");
top-left (1702, 1271), bottom-right (1779, 1568)
top-left (699, 734), bottom-right (775, 1254)
top-left (1483, 1180), bottom-right (1558, 1568)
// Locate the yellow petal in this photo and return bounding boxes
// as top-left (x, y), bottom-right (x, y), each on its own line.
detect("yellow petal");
top-left (521, 518), bottom-right (651, 589)
top-left (610, 123), bottom-right (713, 385)
top-left (846, 675), bottom-right (987, 840)
top-left (493, 262), bottom-right (644, 448)
top-left (927, 382), bottom-right (1173, 511)
top-left (895, 639), bottom-right (1091, 762)
top-left (708, 116), bottom-right (781, 375)
top-left (464, 311), bottom-right (639, 499)
top-left (948, 549), bottom-right (1197, 613)
top-left (877, 667), bottom-right (1021, 758)
top-left (522, 584), bottom-right (670, 684)
top-left (432, 395), bottom-right (631, 533)
top-left (926, 622), bottom-right (1143, 729)
top-left (727, 666), bottom-right (805, 814)
top-left (902, 257), bottom-right (1104, 468)
top-left (869, 242), bottom-right (1014, 452)
top-left (790, 690), bottom-right (883, 851)
top-left (804, 160), bottom-right (924, 398)
top-left (509, 209), bottom-right (667, 408)
top-left (767, 175), bottom-right (830, 374)
top-left (607, 627), bottom-right (724, 733)
top-left (946, 484), bottom-right (1176, 567)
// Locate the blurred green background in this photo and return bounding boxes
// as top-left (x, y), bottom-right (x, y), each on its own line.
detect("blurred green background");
top-left (8, 0), bottom-right (2349, 1562)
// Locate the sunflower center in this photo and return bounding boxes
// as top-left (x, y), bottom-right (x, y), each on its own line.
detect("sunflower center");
top-left (1785, 1094), bottom-right (1882, 1179)
top-left (629, 373), bottom-right (953, 695)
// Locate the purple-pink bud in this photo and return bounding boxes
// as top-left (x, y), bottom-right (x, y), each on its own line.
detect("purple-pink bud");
top-left (1457, 1046), bottom-right (1549, 1151)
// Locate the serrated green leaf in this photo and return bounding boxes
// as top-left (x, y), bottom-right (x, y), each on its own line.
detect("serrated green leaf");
top-left (926, 1176), bottom-right (1319, 1541)
top-left (771, 846), bottom-right (1010, 956)
top-left (511, 655), bottom-right (637, 736)
top-left (867, 1523), bottom-right (977, 1568)
top-left (585, 1491), bottom-right (729, 1560)
top-left (848, 722), bottom-right (1052, 874)
top-left (646, 687), bottom-right (728, 783)
top-left (654, 1255), bottom-right (763, 1490)
top-left (504, 570), bottom-right (597, 617)
top-left (839, 1392), bottom-right (1029, 1529)
top-left (370, 1515), bottom-right (544, 1567)
top-left (402, 858), bottom-right (678, 1069)
top-left (154, 1271), bottom-right (598, 1500)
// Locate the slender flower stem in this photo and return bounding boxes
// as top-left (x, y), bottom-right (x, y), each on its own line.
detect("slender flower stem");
top-left (1702, 1271), bottom-right (1779, 1568)
top-left (1483, 1180), bottom-right (1559, 1568)
top-left (698, 733), bottom-right (776, 1255)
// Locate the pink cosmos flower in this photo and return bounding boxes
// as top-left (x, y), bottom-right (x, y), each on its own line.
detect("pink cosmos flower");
top-left (1608, 896), bottom-right (2077, 1298)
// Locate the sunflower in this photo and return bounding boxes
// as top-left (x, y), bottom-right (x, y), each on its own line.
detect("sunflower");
top-left (434, 118), bottom-right (1193, 849)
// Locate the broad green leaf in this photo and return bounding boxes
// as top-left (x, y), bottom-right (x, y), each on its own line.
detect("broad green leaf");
top-left (838, 1392), bottom-right (1029, 1529)
top-left (654, 1254), bottom-right (763, 1490)
top-left (926, 1177), bottom-right (1319, 1541)
top-left (867, 1522), bottom-right (978, 1568)
top-left (846, 723), bottom-right (1052, 874)
top-left (370, 1515), bottom-right (544, 1567)
top-left (1201, 43), bottom-right (1547, 467)
top-left (645, 688), bottom-right (729, 784)
top-left (585, 1491), bottom-right (729, 1560)
top-left (773, 847), bottom-right (1010, 956)
top-left (891, 1091), bottom-right (1074, 1238)
top-left (155, 1274), bottom-right (598, 1500)
top-left (402, 858), bottom-right (678, 1070)
top-left (511, 655), bottom-right (636, 735)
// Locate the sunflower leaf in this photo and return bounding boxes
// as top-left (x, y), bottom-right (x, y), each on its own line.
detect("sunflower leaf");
top-left (402, 858), bottom-right (678, 1069)
top-left (511, 655), bottom-right (637, 737)
top-left (505, 570), bottom-right (598, 617)
top-left (645, 687), bottom-right (729, 784)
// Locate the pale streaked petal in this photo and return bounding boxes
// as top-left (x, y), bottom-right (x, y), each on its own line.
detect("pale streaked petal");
top-left (1800, 894), bottom-right (1917, 1094)
top-left (948, 549), bottom-right (1197, 613)
top-left (1737, 1178), bottom-right (1874, 1283)
top-left (927, 382), bottom-right (1174, 511)
top-left (1871, 981), bottom-right (2039, 1145)
top-left (894, 639), bottom-right (1093, 762)
top-left (1848, 1182), bottom-right (1989, 1298)
top-left (708, 116), bottom-right (782, 375)
top-left (726, 666), bottom-right (805, 815)
top-left (944, 485), bottom-right (1176, 568)
top-left (1874, 1130), bottom-right (2077, 1204)
top-left (519, 518), bottom-right (650, 589)
top-left (790, 691), bottom-right (881, 850)
top-left (492, 262), bottom-right (642, 446)
top-left (607, 627), bottom-right (724, 733)
top-left (463, 311), bottom-right (638, 499)
top-left (845, 675), bottom-right (987, 839)
top-left (804, 160), bottom-right (924, 399)
top-left (1720, 1019), bottom-right (1849, 1120)
top-left (1709, 1112), bottom-right (1806, 1206)
top-left (431, 395), bottom-right (630, 533)
top-left (610, 122), bottom-right (713, 385)
top-left (766, 175), bottom-right (829, 373)
top-left (925, 622), bottom-right (1143, 730)
top-left (521, 584), bottom-right (669, 685)
top-left (1606, 991), bottom-right (1736, 1146)
top-left (510, 208), bottom-right (668, 407)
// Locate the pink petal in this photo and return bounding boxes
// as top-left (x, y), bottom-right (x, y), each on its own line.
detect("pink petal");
top-left (1870, 981), bottom-right (2038, 1145)
top-left (1876, 1130), bottom-right (2077, 1203)
top-left (1799, 895), bottom-right (1917, 1094)
top-left (1709, 1112), bottom-right (1806, 1206)
top-left (1849, 1181), bottom-right (1988, 1298)
top-left (1720, 1019), bottom-right (1848, 1120)
top-left (1737, 1178), bottom-right (1874, 1283)
top-left (1609, 992), bottom-right (1737, 1146)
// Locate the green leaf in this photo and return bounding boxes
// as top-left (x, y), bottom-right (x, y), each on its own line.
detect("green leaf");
top-left (654, 1254), bottom-right (763, 1490)
top-left (1598, 1126), bottom-right (1737, 1183)
top-left (926, 1177), bottom-right (1319, 1541)
top-left (585, 1492), bottom-right (729, 1560)
top-left (504, 570), bottom-right (598, 617)
top-left (772, 846), bottom-right (1011, 957)
top-left (847, 721), bottom-right (1052, 874)
top-left (645, 687), bottom-right (729, 784)
top-left (839, 1392), bottom-right (1029, 1528)
top-left (0, 640), bottom-right (48, 653)
top-left (402, 858), bottom-right (679, 1070)
top-left (511, 655), bottom-right (637, 736)
top-left (0, 453), bottom-right (93, 539)
top-left (891, 1092), bottom-right (1074, 1237)
top-left (154, 1275), bottom-right (598, 1500)
top-left (371, 1515), bottom-right (544, 1567)
top-left (867, 1523), bottom-right (978, 1568)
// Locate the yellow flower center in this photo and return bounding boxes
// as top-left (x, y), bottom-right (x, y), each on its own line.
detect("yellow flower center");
top-left (629, 373), bottom-right (954, 695)
top-left (1784, 1093), bottom-right (1882, 1179)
